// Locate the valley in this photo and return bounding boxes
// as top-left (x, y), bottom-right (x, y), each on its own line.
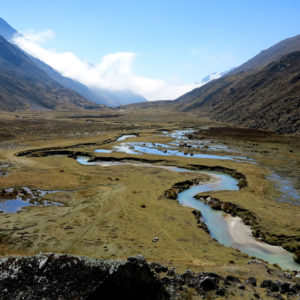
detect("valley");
top-left (0, 110), bottom-right (299, 298)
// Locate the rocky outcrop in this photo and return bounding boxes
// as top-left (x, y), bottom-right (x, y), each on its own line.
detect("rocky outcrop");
top-left (0, 254), bottom-right (169, 300)
top-left (260, 279), bottom-right (300, 296)
top-left (0, 253), bottom-right (299, 299)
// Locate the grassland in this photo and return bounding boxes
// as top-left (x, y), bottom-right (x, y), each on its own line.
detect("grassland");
top-left (0, 108), bottom-right (299, 289)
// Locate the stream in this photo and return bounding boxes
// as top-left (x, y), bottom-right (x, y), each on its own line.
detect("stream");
top-left (77, 156), bottom-right (299, 271)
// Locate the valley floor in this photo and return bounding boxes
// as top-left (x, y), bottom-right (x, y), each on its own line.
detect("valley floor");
top-left (0, 109), bottom-right (299, 299)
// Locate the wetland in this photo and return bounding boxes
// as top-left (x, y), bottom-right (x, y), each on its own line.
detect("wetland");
top-left (0, 110), bottom-right (299, 298)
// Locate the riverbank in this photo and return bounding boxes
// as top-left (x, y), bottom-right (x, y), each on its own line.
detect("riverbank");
top-left (0, 110), bottom-right (299, 294)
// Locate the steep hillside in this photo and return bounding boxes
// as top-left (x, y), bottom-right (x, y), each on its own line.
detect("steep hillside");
top-left (229, 34), bottom-right (300, 74)
top-left (0, 17), bottom-right (17, 40)
top-left (0, 17), bottom-right (147, 107)
top-left (0, 36), bottom-right (99, 111)
top-left (175, 51), bottom-right (300, 133)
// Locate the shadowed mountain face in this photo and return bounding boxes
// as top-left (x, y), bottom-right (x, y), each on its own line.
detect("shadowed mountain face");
top-left (0, 36), bottom-right (99, 111)
top-left (175, 51), bottom-right (300, 133)
top-left (0, 17), bottom-right (147, 107)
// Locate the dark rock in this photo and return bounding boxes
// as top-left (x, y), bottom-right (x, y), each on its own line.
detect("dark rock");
top-left (192, 210), bottom-right (209, 233)
top-left (277, 281), bottom-right (290, 294)
top-left (149, 262), bottom-right (168, 273)
top-left (88, 256), bottom-right (168, 300)
top-left (226, 275), bottom-right (241, 284)
top-left (245, 277), bottom-right (257, 286)
top-left (238, 284), bottom-right (246, 290)
top-left (216, 287), bottom-right (226, 296)
top-left (270, 282), bottom-right (280, 292)
top-left (260, 279), bottom-right (273, 288)
top-left (167, 268), bottom-right (176, 277)
top-left (289, 283), bottom-right (300, 295)
top-left (272, 294), bottom-right (284, 300)
top-left (198, 276), bottom-right (218, 291)
top-left (0, 253), bottom-right (169, 300)
top-left (127, 254), bottom-right (147, 265)
top-left (253, 292), bottom-right (260, 298)
top-left (181, 270), bottom-right (195, 284)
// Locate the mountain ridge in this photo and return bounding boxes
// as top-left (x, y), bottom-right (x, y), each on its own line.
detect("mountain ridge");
top-left (175, 49), bottom-right (300, 133)
top-left (0, 17), bottom-right (147, 107)
top-left (0, 35), bottom-right (100, 111)
top-left (228, 34), bottom-right (300, 75)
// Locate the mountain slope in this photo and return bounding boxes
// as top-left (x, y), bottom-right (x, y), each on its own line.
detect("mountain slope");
top-left (0, 36), bottom-right (99, 111)
top-left (0, 17), bottom-right (147, 107)
top-left (175, 51), bottom-right (300, 133)
top-left (0, 17), bottom-right (17, 40)
top-left (229, 34), bottom-right (300, 75)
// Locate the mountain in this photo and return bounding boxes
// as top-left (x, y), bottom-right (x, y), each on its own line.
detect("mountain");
top-left (0, 17), bottom-right (17, 40)
top-left (229, 34), bottom-right (300, 75)
top-left (175, 49), bottom-right (300, 133)
top-left (0, 35), bottom-right (100, 111)
top-left (0, 17), bottom-right (147, 107)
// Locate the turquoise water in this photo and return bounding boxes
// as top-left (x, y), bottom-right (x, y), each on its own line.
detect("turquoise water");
top-left (95, 129), bottom-right (252, 162)
top-left (97, 142), bottom-right (251, 162)
top-left (76, 156), bottom-right (299, 270)
top-left (177, 174), bottom-right (299, 271)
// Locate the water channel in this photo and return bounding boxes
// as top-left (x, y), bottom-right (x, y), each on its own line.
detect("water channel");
top-left (77, 156), bottom-right (299, 270)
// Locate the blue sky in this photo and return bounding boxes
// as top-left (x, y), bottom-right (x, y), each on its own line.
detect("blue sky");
top-left (1, 0), bottom-right (300, 99)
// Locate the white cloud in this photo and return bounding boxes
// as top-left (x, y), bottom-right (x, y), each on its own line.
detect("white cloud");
top-left (19, 29), bottom-right (55, 44)
top-left (13, 30), bottom-right (202, 100)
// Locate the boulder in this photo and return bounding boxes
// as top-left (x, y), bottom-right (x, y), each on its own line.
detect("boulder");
top-left (245, 277), bottom-right (257, 286)
top-left (0, 254), bottom-right (169, 300)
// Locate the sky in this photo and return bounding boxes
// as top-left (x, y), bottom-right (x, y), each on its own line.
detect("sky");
top-left (1, 0), bottom-right (300, 100)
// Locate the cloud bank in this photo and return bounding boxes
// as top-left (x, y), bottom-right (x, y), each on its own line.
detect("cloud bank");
top-left (13, 30), bottom-right (202, 100)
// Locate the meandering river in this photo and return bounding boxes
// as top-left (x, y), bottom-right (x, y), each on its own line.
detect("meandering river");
top-left (77, 156), bottom-right (299, 271)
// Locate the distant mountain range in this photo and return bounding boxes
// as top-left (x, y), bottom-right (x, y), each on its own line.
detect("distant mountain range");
top-left (174, 35), bottom-right (300, 133)
top-left (0, 17), bottom-right (146, 108)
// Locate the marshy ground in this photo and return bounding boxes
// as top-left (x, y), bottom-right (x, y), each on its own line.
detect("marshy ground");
top-left (0, 109), bottom-right (299, 298)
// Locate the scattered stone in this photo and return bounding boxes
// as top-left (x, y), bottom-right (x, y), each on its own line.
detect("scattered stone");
top-left (260, 279), bottom-right (273, 288)
top-left (192, 210), bottom-right (209, 233)
top-left (149, 262), bottom-right (168, 273)
top-left (167, 267), bottom-right (176, 277)
top-left (216, 287), bottom-right (226, 296)
top-left (226, 275), bottom-right (241, 285)
top-left (1, 253), bottom-right (299, 299)
top-left (245, 277), bottom-right (257, 286)
top-left (0, 254), bottom-right (169, 300)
